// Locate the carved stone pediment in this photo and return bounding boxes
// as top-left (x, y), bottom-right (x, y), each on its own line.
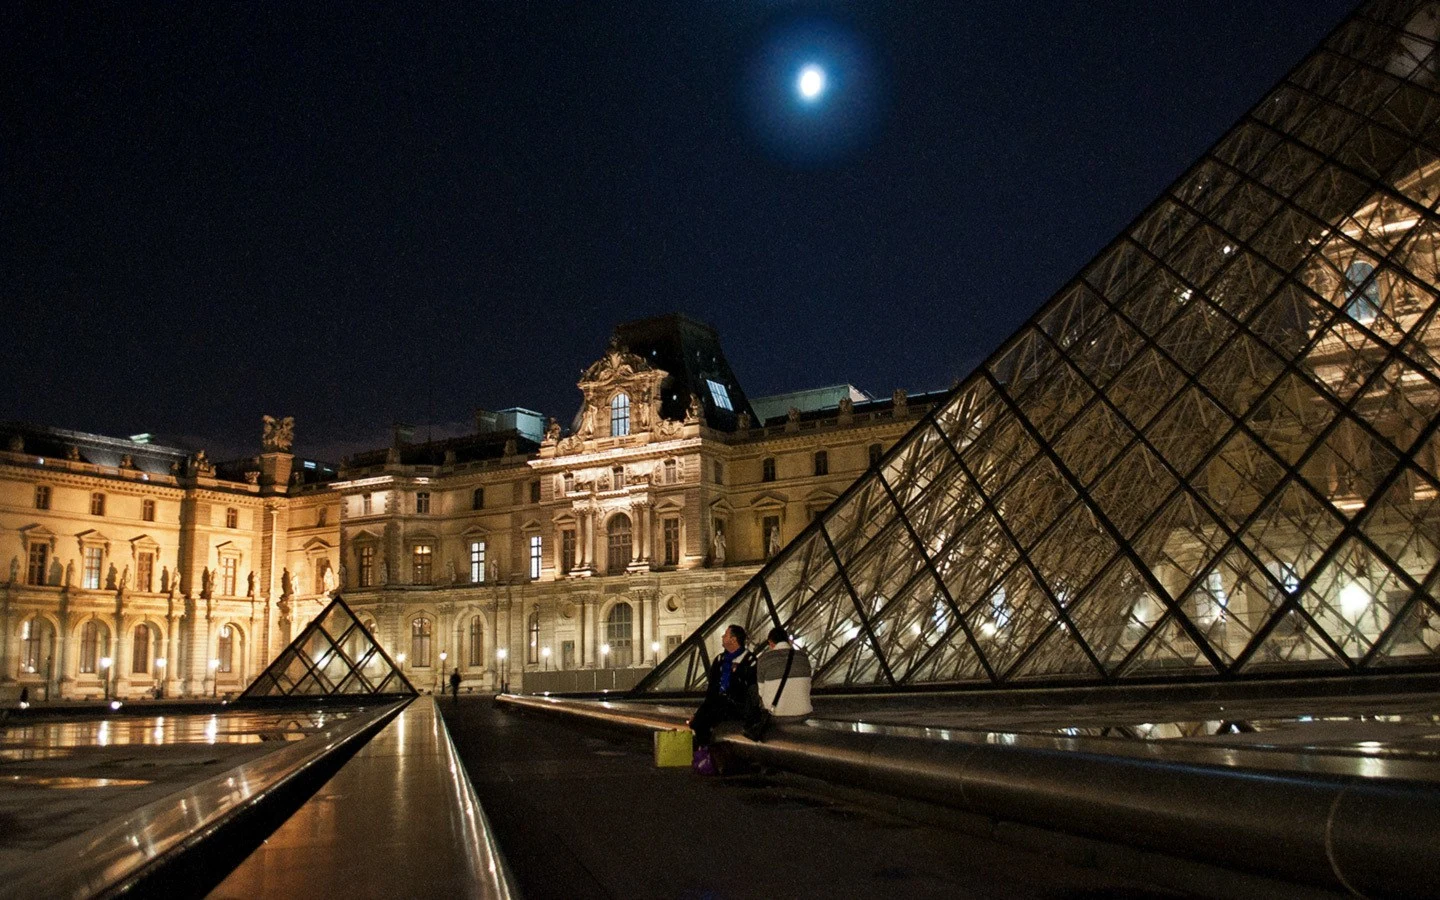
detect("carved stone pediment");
top-left (581, 344), bottom-right (653, 385)
top-left (575, 341), bottom-right (670, 441)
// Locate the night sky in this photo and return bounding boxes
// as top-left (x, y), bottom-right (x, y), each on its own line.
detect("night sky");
top-left (2, 2), bottom-right (1359, 462)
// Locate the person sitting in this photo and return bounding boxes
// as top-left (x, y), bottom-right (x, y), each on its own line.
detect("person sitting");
top-left (754, 626), bottom-right (813, 721)
top-left (687, 623), bottom-right (756, 746)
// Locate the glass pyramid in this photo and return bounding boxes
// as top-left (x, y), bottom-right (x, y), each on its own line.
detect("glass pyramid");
top-left (242, 595), bottom-right (417, 698)
top-left (640, 1), bottom-right (1440, 693)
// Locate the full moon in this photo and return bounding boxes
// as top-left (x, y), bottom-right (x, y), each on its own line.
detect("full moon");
top-left (798, 65), bottom-right (825, 100)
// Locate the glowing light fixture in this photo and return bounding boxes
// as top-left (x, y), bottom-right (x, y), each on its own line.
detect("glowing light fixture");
top-left (1340, 581), bottom-right (1371, 617)
top-left (798, 64), bottom-right (825, 101)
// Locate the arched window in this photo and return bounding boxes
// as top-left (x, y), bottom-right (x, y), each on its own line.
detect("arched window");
top-left (610, 393), bottom-right (631, 437)
top-left (217, 624), bottom-right (234, 673)
top-left (469, 615), bottom-right (485, 667)
top-left (605, 603), bottom-right (633, 668)
top-left (79, 620), bottom-right (109, 674)
top-left (411, 617), bottom-right (433, 667)
top-left (132, 624), bottom-right (152, 674)
top-left (1344, 261), bottom-right (1382, 324)
top-left (20, 617), bottom-right (53, 675)
top-left (527, 611), bottom-right (540, 664)
top-left (607, 513), bottom-right (632, 575)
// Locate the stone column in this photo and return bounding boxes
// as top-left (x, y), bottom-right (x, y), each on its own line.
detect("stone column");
top-left (650, 591), bottom-right (661, 664)
top-left (164, 610), bottom-right (180, 697)
top-left (112, 601), bottom-right (130, 699)
top-left (586, 508), bottom-right (598, 571)
top-left (56, 591), bottom-right (72, 699)
top-left (631, 507), bottom-right (643, 563)
top-left (0, 584), bottom-right (13, 684)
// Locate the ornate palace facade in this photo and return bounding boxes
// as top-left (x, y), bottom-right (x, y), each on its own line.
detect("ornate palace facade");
top-left (1, 314), bottom-right (936, 698)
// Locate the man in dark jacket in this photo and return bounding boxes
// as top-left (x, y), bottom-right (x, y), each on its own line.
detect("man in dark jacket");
top-left (688, 623), bottom-right (755, 746)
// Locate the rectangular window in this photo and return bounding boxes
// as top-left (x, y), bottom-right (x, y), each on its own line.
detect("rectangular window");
top-left (34, 485), bottom-right (50, 510)
top-left (27, 543), bottom-right (48, 586)
top-left (561, 640), bottom-right (576, 670)
top-left (529, 535), bottom-right (542, 580)
top-left (706, 379), bottom-right (733, 411)
top-left (560, 529), bottom-right (577, 574)
top-left (83, 547), bottom-right (103, 590)
top-left (814, 450), bottom-right (829, 476)
top-left (762, 457), bottom-right (776, 482)
top-left (142, 498), bottom-right (156, 521)
top-left (415, 491), bottom-right (430, 514)
top-left (530, 480), bottom-right (541, 504)
top-left (663, 518), bottom-right (680, 566)
top-left (612, 466), bottom-right (625, 489)
top-left (472, 487), bottom-right (485, 510)
top-left (562, 473), bottom-right (574, 494)
top-left (362, 493), bottom-right (373, 515)
top-left (469, 540), bottom-right (487, 583)
top-left (137, 552), bottom-right (154, 593)
top-left (90, 492), bottom-right (105, 516)
top-left (868, 443), bottom-right (883, 467)
top-left (225, 507), bottom-right (238, 529)
top-left (412, 544), bottom-right (434, 585)
top-left (359, 545), bottom-right (375, 587)
top-left (713, 461), bottom-right (723, 484)
top-left (666, 634), bottom-right (683, 656)
top-left (221, 557), bottom-right (237, 596)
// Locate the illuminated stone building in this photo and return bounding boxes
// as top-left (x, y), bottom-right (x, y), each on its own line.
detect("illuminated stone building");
top-left (0, 419), bottom-right (338, 701)
top-left (331, 314), bottom-right (940, 692)
top-left (0, 315), bottom-right (935, 698)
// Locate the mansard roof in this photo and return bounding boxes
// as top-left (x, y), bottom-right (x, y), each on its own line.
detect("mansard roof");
top-left (611, 313), bottom-right (759, 432)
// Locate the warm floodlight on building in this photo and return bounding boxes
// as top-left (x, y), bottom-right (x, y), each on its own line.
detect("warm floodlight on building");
top-left (601, 643), bottom-right (611, 657)
top-left (496, 648), bottom-right (507, 660)
top-left (396, 652), bottom-right (407, 664)
top-left (651, 641), bottom-right (660, 654)
top-left (155, 657), bottom-right (166, 668)
top-left (100, 656), bottom-right (112, 670)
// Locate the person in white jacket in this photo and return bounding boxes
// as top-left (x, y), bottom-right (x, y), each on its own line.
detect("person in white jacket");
top-left (754, 626), bottom-right (813, 719)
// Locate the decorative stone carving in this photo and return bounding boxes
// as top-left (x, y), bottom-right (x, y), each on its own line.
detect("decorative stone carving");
top-left (200, 566), bottom-right (213, 599)
top-left (545, 417), bottom-right (562, 442)
top-left (786, 407), bottom-right (801, 433)
top-left (247, 570), bottom-right (256, 597)
top-left (737, 411), bottom-right (751, 430)
top-left (443, 449), bottom-right (457, 465)
top-left (8, 556), bottom-right (17, 584)
top-left (65, 560), bottom-right (74, 587)
top-left (712, 527), bottom-right (726, 566)
top-left (686, 394), bottom-right (704, 423)
top-left (323, 566), bottom-right (337, 595)
top-left (191, 450), bottom-right (215, 476)
top-left (119, 454), bottom-right (137, 470)
top-left (445, 560), bottom-right (457, 585)
top-left (838, 397), bottom-right (854, 415)
top-left (504, 437), bottom-right (518, 457)
top-left (262, 415), bottom-right (296, 452)
top-left (281, 567), bottom-right (294, 597)
top-left (379, 560), bottom-right (390, 586)
top-left (66, 445), bottom-right (81, 461)
top-left (244, 470), bottom-right (260, 484)
top-left (119, 565), bottom-right (130, 594)
top-left (654, 418), bottom-right (683, 440)
top-left (893, 388), bottom-right (908, 415)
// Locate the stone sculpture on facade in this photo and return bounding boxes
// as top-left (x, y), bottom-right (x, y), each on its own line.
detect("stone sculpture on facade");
top-left (262, 415), bottom-right (296, 453)
top-left (712, 527), bottom-right (726, 566)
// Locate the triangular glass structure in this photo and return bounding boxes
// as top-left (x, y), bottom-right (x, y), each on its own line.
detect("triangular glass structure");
top-left (639, 1), bottom-right (1440, 693)
top-left (241, 594), bottom-right (417, 699)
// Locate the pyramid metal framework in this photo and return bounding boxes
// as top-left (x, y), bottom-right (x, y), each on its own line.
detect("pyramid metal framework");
top-left (639, 0), bottom-right (1440, 693)
top-left (242, 595), bottom-right (417, 699)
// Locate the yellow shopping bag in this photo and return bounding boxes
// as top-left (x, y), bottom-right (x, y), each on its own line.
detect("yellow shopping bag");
top-left (654, 727), bottom-right (693, 767)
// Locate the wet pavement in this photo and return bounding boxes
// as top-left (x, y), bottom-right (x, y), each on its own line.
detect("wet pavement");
top-left (0, 707), bottom-right (363, 877)
top-left (441, 695), bottom-right (1195, 900)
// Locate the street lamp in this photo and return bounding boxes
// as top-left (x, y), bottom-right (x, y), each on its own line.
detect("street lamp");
top-left (496, 648), bottom-right (508, 693)
top-left (208, 658), bottom-right (220, 698)
top-left (600, 643), bottom-right (611, 669)
top-left (99, 656), bottom-right (113, 701)
top-left (541, 646), bottom-right (551, 671)
top-left (439, 651), bottom-right (448, 693)
top-left (155, 657), bottom-right (167, 700)
top-left (651, 640), bottom-right (660, 663)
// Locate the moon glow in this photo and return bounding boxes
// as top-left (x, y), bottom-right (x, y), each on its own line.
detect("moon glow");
top-left (798, 65), bottom-right (826, 100)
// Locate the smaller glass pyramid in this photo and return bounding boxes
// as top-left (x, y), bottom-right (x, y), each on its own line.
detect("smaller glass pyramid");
top-left (241, 595), bottom-right (417, 699)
